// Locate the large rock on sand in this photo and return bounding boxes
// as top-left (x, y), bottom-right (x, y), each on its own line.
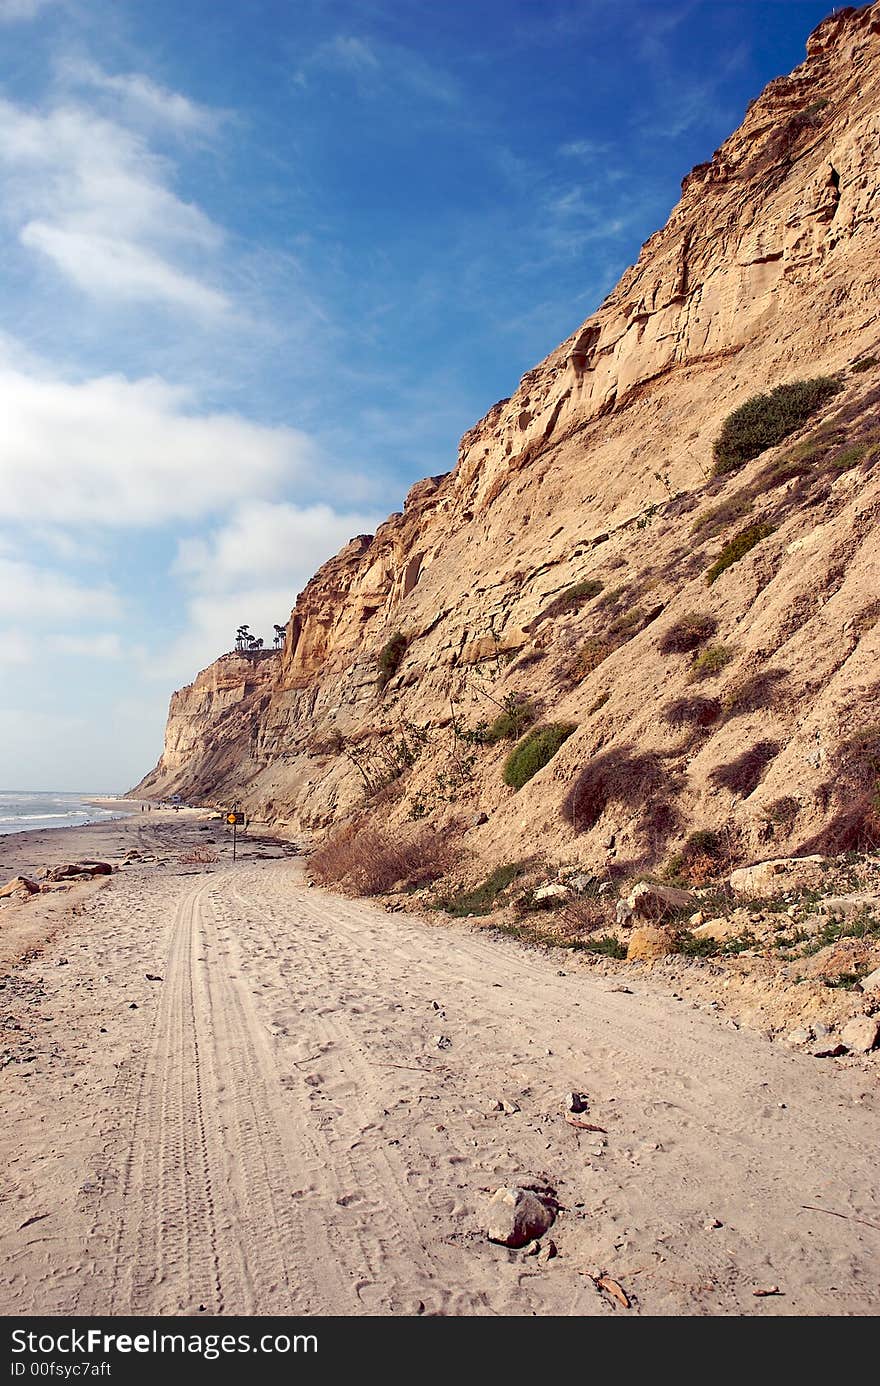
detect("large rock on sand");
top-left (841, 1015), bottom-right (880, 1054)
top-left (626, 925), bottom-right (681, 962)
top-left (486, 1187), bottom-right (556, 1247)
top-left (617, 881), bottom-right (695, 925)
top-left (729, 856), bottom-right (826, 899)
top-left (0, 875), bottom-right (40, 900)
top-left (45, 861), bottom-right (113, 881)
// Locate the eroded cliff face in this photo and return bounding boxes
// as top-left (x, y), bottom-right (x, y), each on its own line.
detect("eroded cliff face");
top-left (135, 4), bottom-right (880, 874)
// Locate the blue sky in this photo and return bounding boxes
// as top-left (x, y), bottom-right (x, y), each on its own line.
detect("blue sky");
top-left (0, 0), bottom-right (833, 791)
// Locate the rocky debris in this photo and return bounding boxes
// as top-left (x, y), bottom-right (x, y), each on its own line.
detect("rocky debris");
top-left (494, 1098), bottom-right (520, 1114)
top-left (786, 1027), bottom-right (814, 1047)
top-left (617, 881), bottom-right (695, 926)
top-left (590, 1273), bottom-right (630, 1308)
top-left (564, 1091), bottom-right (589, 1113)
top-left (840, 1014), bottom-right (880, 1054)
top-left (432, 1034), bottom-right (452, 1049)
top-left (626, 925), bottom-right (680, 962)
top-left (822, 893), bottom-right (880, 917)
top-left (0, 876), bottom-right (40, 900)
top-left (532, 882), bottom-right (571, 905)
top-left (567, 873), bottom-right (597, 895)
top-left (810, 1035), bottom-right (847, 1059)
top-left (729, 857), bottom-right (827, 900)
top-left (486, 1186), bottom-right (556, 1248)
top-left (45, 861), bottom-right (113, 882)
top-left (859, 966), bottom-right (880, 995)
top-left (692, 916), bottom-right (742, 943)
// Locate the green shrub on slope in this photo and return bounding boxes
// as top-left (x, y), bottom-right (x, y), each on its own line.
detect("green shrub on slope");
top-left (712, 377), bottom-right (842, 476)
top-left (503, 722), bottom-right (577, 790)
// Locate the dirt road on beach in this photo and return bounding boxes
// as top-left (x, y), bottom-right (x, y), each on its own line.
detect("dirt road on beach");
top-left (1, 814), bottom-right (878, 1316)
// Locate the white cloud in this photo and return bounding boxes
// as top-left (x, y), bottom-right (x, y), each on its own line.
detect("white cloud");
top-left (0, 360), bottom-right (317, 526)
top-left (21, 223), bottom-right (229, 314)
top-left (0, 94), bottom-right (227, 313)
top-left (152, 499), bottom-right (382, 682)
top-left (0, 557), bottom-right (120, 623)
top-left (558, 138), bottom-right (608, 161)
top-left (174, 499), bottom-right (378, 587)
top-left (58, 59), bottom-right (219, 135)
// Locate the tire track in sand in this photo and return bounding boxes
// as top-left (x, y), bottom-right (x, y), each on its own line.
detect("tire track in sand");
top-left (89, 872), bottom-right (347, 1315)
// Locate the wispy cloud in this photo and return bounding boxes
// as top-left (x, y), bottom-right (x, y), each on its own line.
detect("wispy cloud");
top-left (0, 93), bottom-right (229, 314)
top-left (558, 138), bottom-right (609, 161)
top-left (57, 58), bottom-right (220, 135)
top-left (295, 33), bottom-right (460, 107)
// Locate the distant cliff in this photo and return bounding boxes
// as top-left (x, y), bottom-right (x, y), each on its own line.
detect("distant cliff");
top-left (134, 4), bottom-right (880, 878)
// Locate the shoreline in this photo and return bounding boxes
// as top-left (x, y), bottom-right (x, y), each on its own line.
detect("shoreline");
top-left (0, 805), bottom-right (215, 970)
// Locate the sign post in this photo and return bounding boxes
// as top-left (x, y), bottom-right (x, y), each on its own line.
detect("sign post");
top-left (227, 809), bottom-right (245, 860)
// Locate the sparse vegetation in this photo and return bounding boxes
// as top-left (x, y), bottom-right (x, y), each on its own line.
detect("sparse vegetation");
top-left (706, 522), bottom-right (775, 585)
top-left (344, 721), bottom-right (427, 799)
top-left (662, 694), bottom-right (722, 729)
top-left (838, 724), bottom-right (880, 779)
top-left (691, 490), bottom-right (754, 538)
top-left (796, 907), bottom-right (880, 956)
top-left (540, 578), bottom-right (604, 620)
top-left (503, 722), bottom-right (577, 790)
top-left (580, 934), bottom-right (628, 958)
top-left (827, 440), bottom-right (878, 472)
top-left (721, 668), bottom-right (787, 717)
top-left (310, 821), bottom-right (457, 894)
top-left (676, 928), bottom-right (757, 958)
top-left (562, 747), bottom-right (665, 834)
top-left (441, 861), bottom-right (527, 916)
top-left (567, 637), bottom-right (619, 681)
top-left (664, 828), bottom-right (736, 886)
top-left (609, 606), bottom-right (645, 636)
top-left (852, 356), bottom-right (878, 373)
top-left (763, 795), bottom-right (800, 829)
top-left (659, 611), bottom-right (718, 654)
top-left (485, 694), bottom-right (538, 743)
top-left (711, 377), bottom-right (843, 476)
top-left (377, 632), bottom-right (408, 690)
top-left (689, 643), bottom-right (735, 680)
top-left (807, 724), bottom-right (880, 852)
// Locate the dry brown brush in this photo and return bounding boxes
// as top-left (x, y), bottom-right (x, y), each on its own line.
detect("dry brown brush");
top-left (309, 821), bottom-right (458, 895)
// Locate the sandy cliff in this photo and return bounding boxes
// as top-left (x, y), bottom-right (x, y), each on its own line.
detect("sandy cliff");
top-left (135, 4), bottom-right (880, 880)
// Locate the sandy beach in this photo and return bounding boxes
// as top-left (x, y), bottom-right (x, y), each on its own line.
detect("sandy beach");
top-left (1, 808), bottom-right (878, 1317)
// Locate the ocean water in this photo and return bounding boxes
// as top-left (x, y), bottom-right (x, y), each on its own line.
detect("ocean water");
top-left (0, 791), bottom-right (123, 837)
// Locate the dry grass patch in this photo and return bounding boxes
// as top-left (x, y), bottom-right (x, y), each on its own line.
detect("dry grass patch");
top-left (310, 821), bottom-right (457, 895)
top-left (658, 611), bottom-right (718, 654)
top-left (662, 695), bottom-right (722, 730)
